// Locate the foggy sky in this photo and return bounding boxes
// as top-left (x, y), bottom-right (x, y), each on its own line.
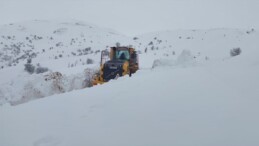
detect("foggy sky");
top-left (0, 0), bottom-right (258, 36)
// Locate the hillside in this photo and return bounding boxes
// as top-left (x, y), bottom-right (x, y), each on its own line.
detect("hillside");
top-left (1, 51), bottom-right (259, 146)
top-left (0, 19), bottom-right (133, 70)
top-left (1, 20), bottom-right (259, 146)
top-left (0, 20), bottom-right (258, 105)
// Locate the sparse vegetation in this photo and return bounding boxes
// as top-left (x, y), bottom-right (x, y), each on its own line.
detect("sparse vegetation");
top-left (151, 46), bottom-right (155, 50)
top-left (24, 58), bottom-right (35, 74)
top-left (133, 37), bottom-right (138, 40)
top-left (87, 58), bottom-right (94, 64)
top-left (35, 66), bottom-right (49, 74)
top-left (230, 48), bottom-right (242, 57)
top-left (55, 42), bottom-right (63, 47)
top-left (71, 52), bottom-right (76, 56)
top-left (246, 28), bottom-right (255, 34)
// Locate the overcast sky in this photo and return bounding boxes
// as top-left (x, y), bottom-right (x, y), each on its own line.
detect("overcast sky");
top-left (0, 0), bottom-right (259, 36)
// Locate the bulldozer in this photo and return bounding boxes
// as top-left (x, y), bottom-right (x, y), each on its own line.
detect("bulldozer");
top-left (92, 47), bottom-right (139, 85)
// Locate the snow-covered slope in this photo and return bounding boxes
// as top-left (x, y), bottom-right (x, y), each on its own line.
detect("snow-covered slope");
top-left (1, 20), bottom-right (259, 146)
top-left (0, 19), bottom-right (133, 71)
top-left (1, 55), bottom-right (259, 146)
top-left (0, 20), bottom-right (258, 105)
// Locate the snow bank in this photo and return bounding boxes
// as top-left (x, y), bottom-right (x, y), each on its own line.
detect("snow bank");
top-left (0, 68), bottom-right (97, 105)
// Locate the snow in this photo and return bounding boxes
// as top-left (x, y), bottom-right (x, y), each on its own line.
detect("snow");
top-left (1, 60), bottom-right (259, 146)
top-left (1, 20), bottom-right (259, 146)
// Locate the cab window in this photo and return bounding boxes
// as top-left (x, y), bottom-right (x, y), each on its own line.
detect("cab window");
top-left (115, 50), bottom-right (130, 60)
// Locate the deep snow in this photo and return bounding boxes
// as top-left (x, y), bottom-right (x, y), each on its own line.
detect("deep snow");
top-left (1, 20), bottom-right (259, 146)
top-left (1, 59), bottom-right (259, 146)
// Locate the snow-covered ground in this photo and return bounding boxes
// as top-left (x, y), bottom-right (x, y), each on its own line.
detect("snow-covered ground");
top-left (1, 20), bottom-right (259, 146)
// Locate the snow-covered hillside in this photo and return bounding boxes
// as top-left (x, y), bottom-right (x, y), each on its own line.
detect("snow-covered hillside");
top-left (0, 20), bottom-right (136, 105)
top-left (1, 20), bottom-right (259, 146)
top-left (0, 19), bottom-right (134, 70)
top-left (1, 53), bottom-right (259, 146)
top-left (0, 20), bottom-right (258, 104)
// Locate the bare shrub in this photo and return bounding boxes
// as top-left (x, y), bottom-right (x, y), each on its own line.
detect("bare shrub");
top-left (133, 37), bottom-right (138, 40)
top-left (230, 48), bottom-right (242, 57)
top-left (148, 41), bottom-right (153, 45)
top-left (87, 58), bottom-right (94, 64)
top-left (145, 48), bottom-right (148, 53)
top-left (36, 66), bottom-right (49, 74)
top-left (24, 59), bottom-right (35, 74)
